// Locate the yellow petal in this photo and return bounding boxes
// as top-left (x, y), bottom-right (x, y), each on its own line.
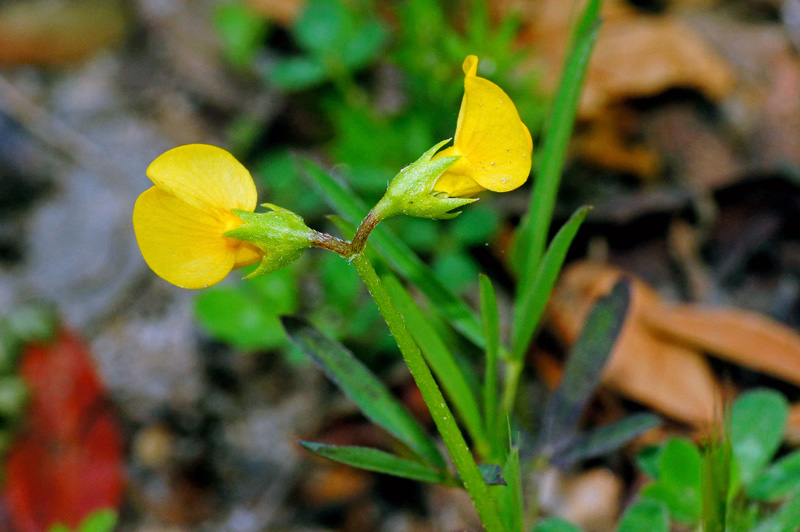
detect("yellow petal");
top-left (146, 144), bottom-right (257, 213)
top-left (133, 187), bottom-right (244, 289)
top-left (234, 242), bottom-right (263, 269)
top-left (435, 55), bottom-right (533, 195)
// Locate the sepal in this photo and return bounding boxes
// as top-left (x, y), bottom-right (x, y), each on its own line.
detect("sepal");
top-left (374, 139), bottom-right (477, 220)
top-left (225, 205), bottom-right (314, 277)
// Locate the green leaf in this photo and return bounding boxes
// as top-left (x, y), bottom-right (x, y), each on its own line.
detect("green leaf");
top-left (214, 3), bottom-right (268, 68)
top-left (636, 445), bottom-right (664, 479)
top-left (479, 274), bottom-right (500, 448)
top-left (532, 517), bottom-right (584, 532)
top-left (267, 56), bottom-right (328, 91)
top-left (450, 204), bottom-right (500, 246)
top-left (433, 251), bottom-right (480, 295)
top-left (48, 525), bottom-right (70, 532)
top-left (294, 0), bottom-right (353, 55)
top-left (78, 509), bottom-right (118, 532)
top-left (540, 279), bottom-right (631, 453)
top-left (749, 448), bottom-right (800, 501)
top-left (617, 499), bottom-right (669, 532)
top-left (195, 288), bottom-right (285, 350)
top-left (702, 433), bottom-right (733, 532)
top-left (342, 20), bottom-right (388, 69)
top-left (513, 0), bottom-right (601, 275)
top-left (247, 268), bottom-right (299, 316)
top-left (0, 376), bottom-right (27, 420)
top-left (6, 303), bottom-right (58, 344)
top-left (753, 492), bottom-right (800, 532)
top-left (300, 441), bottom-right (445, 483)
top-left (512, 205), bottom-right (591, 360)
top-left (283, 317), bottom-right (445, 468)
top-left (0, 323), bottom-right (21, 374)
top-left (496, 443), bottom-right (523, 532)
top-left (383, 275), bottom-right (487, 456)
top-left (298, 158), bottom-right (485, 347)
top-left (642, 438), bottom-right (703, 525)
top-left (553, 413), bottom-right (661, 467)
top-left (731, 389), bottom-right (788, 486)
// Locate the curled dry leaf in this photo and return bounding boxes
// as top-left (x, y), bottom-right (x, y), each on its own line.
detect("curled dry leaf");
top-left (522, 0), bottom-right (736, 120)
top-left (0, 0), bottom-right (128, 66)
top-left (550, 261), bottom-right (800, 432)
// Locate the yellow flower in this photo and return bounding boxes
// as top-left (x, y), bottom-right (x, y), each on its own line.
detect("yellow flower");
top-left (133, 144), bottom-right (263, 289)
top-left (433, 55), bottom-right (533, 197)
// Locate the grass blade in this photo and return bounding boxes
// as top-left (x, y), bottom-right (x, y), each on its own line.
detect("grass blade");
top-left (383, 275), bottom-right (488, 457)
top-left (513, 0), bottom-right (602, 276)
top-left (539, 279), bottom-right (631, 454)
top-left (480, 274), bottom-right (501, 450)
top-left (512, 206), bottom-right (591, 360)
top-left (283, 317), bottom-right (445, 468)
top-left (300, 441), bottom-right (446, 484)
top-left (299, 158), bottom-right (484, 346)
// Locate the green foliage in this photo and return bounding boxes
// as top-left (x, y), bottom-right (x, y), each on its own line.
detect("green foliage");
top-left (283, 317), bottom-right (444, 468)
top-left (730, 389), bottom-right (788, 486)
top-left (641, 438), bottom-right (703, 524)
top-left (195, 268), bottom-right (298, 351)
top-left (48, 509), bottom-right (117, 532)
top-left (532, 517), bottom-right (584, 532)
top-left (749, 448), bottom-right (800, 501)
top-left (266, 0), bottom-right (387, 91)
top-left (214, 2), bottom-right (269, 68)
top-left (617, 499), bottom-right (669, 532)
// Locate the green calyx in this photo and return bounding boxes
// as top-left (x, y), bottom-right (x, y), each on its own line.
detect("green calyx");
top-left (374, 139), bottom-right (477, 221)
top-left (225, 204), bottom-right (315, 277)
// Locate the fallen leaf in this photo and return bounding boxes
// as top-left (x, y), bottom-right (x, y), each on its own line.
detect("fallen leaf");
top-left (522, 0), bottom-right (736, 120)
top-left (539, 468), bottom-right (623, 532)
top-left (549, 261), bottom-right (720, 427)
top-left (0, 0), bottom-right (128, 66)
top-left (3, 331), bottom-right (124, 532)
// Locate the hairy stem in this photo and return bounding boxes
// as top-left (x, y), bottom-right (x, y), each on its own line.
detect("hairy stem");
top-left (351, 253), bottom-right (506, 532)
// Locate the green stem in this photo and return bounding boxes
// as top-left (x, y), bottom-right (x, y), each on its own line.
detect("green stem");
top-left (351, 253), bottom-right (506, 532)
top-left (501, 358), bottom-right (523, 423)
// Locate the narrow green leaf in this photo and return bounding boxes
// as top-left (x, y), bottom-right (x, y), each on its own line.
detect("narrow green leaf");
top-left (512, 206), bottom-right (591, 360)
top-left (496, 443), bottom-right (523, 532)
top-left (283, 317), bottom-right (445, 468)
top-left (300, 441), bottom-right (445, 484)
top-left (78, 509), bottom-right (118, 532)
top-left (383, 275), bottom-right (487, 456)
top-left (195, 288), bottom-right (285, 350)
top-left (753, 492), bottom-right (800, 532)
top-left (532, 517), bottom-right (584, 532)
top-left (479, 274), bottom-right (501, 448)
top-left (539, 279), bottom-right (631, 453)
top-left (617, 499), bottom-right (669, 532)
top-left (749, 448), bottom-right (800, 501)
top-left (642, 438), bottom-right (703, 525)
top-left (513, 0), bottom-right (601, 275)
top-left (552, 413), bottom-right (660, 467)
top-left (731, 389), bottom-right (788, 486)
top-left (299, 158), bottom-right (485, 346)
top-left (702, 431), bottom-right (733, 532)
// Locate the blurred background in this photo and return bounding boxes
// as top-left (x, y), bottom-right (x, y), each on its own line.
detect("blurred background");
top-left (1, 0), bottom-right (800, 530)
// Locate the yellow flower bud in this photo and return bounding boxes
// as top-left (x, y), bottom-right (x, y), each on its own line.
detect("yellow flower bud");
top-left (433, 55), bottom-right (533, 197)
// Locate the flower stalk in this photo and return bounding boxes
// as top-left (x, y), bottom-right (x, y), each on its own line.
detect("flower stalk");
top-left (350, 252), bottom-right (506, 532)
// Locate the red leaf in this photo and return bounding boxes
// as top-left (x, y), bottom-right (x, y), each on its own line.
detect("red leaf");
top-left (3, 331), bottom-right (124, 532)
